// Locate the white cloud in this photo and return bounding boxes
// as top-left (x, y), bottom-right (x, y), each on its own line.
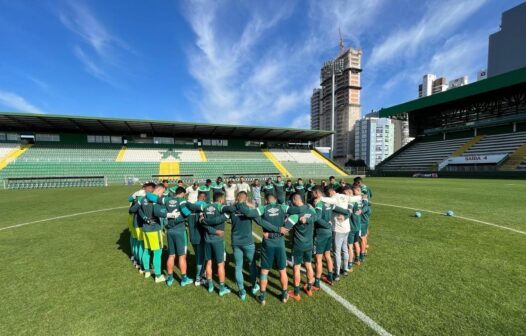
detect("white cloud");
top-left (368, 0), bottom-right (487, 68)
top-left (0, 91), bottom-right (45, 114)
top-left (182, 0), bottom-right (385, 126)
top-left (58, 1), bottom-right (129, 83)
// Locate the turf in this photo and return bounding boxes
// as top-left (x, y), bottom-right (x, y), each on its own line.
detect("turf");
top-left (0, 178), bottom-right (525, 335)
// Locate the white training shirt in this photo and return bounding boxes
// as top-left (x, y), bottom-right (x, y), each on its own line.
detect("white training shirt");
top-left (237, 182), bottom-right (251, 193)
top-left (186, 186), bottom-right (199, 203)
top-left (224, 184), bottom-right (237, 201)
top-left (333, 217), bottom-right (350, 233)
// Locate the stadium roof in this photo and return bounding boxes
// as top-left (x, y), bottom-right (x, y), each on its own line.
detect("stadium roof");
top-left (379, 66), bottom-right (526, 118)
top-left (0, 112), bottom-right (331, 142)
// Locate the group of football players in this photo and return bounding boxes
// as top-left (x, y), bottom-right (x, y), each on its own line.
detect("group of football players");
top-left (127, 175), bottom-right (372, 304)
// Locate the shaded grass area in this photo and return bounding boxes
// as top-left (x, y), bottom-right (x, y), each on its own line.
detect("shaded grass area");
top-left (0, 178), bottom-right (525, 335)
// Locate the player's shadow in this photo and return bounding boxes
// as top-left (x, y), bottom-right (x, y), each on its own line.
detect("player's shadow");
top-left (117, 228), bottom-right (132, 258)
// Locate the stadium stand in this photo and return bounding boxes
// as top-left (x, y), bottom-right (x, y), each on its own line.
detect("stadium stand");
top-left (379, 137), bottom-right (470, 172)
top-left (376, 66), bottom-right (526, 176)
top-left (0, 113), bottom-right (348, 188)
top-left (462, 131), bottom-right (526, 156)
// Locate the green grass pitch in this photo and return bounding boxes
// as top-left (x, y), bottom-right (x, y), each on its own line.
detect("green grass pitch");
top-left (0, 177), bottom-right (525, 335)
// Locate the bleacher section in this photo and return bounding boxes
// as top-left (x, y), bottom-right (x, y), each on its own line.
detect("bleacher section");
top-left (121, 147), bottom-right (203, 162)
top-left (0, 144), bottom-right (348, 187)
top-left (19, 144), bottom-right (120, 162)
top-left (379, 137), bottom-right (470, 172)
top-left (270, 149), bottom-right (347, 177)
top-left (462, 132), bottom-right (526, 156)
top-left (0, 143), bottom-right (19, 159)
top-left (0, 162), bottom-right (158, 184)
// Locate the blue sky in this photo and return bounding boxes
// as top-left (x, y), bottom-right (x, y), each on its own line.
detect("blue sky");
top-left (0, 0), bottom-right (523, 128)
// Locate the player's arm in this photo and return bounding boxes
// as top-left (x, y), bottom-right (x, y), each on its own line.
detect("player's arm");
top-left (202, 212), bottom-right (230, 226)
top-left (320, 196), bottom-right (337, 205)
top-left (177, 200), bottom-right (193, 218)
top-left (235, 203), bottom-right (261, 218)
top-left (254, 217), bottom-right (281, 233)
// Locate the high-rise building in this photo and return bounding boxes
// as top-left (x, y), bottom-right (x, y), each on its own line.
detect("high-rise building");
top-left (310, 88), bottom-right (322, 131)
top-left (418, 74), bottom-right (450, 97)
top-left (354, 116), bottom-right (394, 169)
top-left (311, 44), bottom-right (362, 161)
top-left (449, 76), bottom-right (469, 89)
top-left (488, 2), bottom-right (526, 77)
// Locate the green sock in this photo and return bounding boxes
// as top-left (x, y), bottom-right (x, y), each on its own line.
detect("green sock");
top-left (328, 272), bottom-right (334, 281)
top-left (307, 282), bottom-right (312, 290)
top-left (314, 277), bottom-right (320, 287)
top-left (181, 274), bottom-right (188, 281)
top-left (167, 273), bottom-right (174, 281)
top-left (259, 291), bottom-right (266, 300)
top-left (282, 290), bottom-right (288, 299)
top-left (208, 279), bottom-right (214, 289)
top-left (220, 282), bottom-right (225, 290)
top-left (294, 286), bottom-right (300, 295)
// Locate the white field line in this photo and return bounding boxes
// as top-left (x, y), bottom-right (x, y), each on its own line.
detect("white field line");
top-left (0, 206), bottom-right (128, 232)
top-left (251, 232), bottom-right (393, 336)
top-left (374, 202), bottom-right (526, 236)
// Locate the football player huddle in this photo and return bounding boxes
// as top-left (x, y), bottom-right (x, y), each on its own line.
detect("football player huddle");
top-left (127, 175), bottom-right (372, 304)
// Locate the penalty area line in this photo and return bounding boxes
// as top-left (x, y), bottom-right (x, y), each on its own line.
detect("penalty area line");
top-left (0, 206), bottom-right (129, 232)
top-left (374, 202), bottom-right (526, 236)
top-left (251, 232), bottom-right (393, 336)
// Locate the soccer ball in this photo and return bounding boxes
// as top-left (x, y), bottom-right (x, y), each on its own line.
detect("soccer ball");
top-left (415, 211), bottom-right (422, 218)
top-left (447, 210), bottom-right (455, 217)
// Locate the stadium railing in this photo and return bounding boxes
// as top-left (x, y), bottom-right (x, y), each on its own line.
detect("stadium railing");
top-left (4, 176), bottom-right (108, 189)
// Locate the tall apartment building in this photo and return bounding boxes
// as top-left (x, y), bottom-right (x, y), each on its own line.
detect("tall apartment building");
top-left (488, 2), bottom-right (526, 77)
top-left (418, 74), bottom-right (449, 97)
top-left (354, 117), bottom-right (394, 169)
top-left (310, 88), bottom-right (322, 131)
top-left (310, 45), bottom-right (362, 161)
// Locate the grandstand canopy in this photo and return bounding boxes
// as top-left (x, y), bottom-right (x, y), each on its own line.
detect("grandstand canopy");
top-left (379, 66), bottom-right (526, 118)
top-left (0, 112), bottom-right (331, 142)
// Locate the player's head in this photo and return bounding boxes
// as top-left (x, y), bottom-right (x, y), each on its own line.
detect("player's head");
top-left (236, 191), bottom-right (247, 202)
top-left (353, 176), bottom-right (362, 185)
top-left (321, 179), bottom-right (327, 186)
top-left (144, 182), bottom-right (156, 193)
top-left (197, 192), bottom-right (207, 201)
top-left (309, 178), bottom-right (314, 184)
top-left (177, 180), bottom-right (184, 187)
top-left (340, 179), bottom-right (346, 186)
top-left (266, 177), bottom-right (272, 184)
top-left (266, 193), bottom-right (277, 203)
top-left (329, 176), bottom-right (335, 183)
top-left (327, 186), bottom-right (336, 196)
top-left (277, 175), bottom-right (282, 182)
top-left (154, 183), bottom-right (166, 196)
top-left (217, 176), bottom-right (223, 183)
top-left (353, 186), bottom-right (362, 195)
top-left (162, 179), bottom-right (169, 188)
top-left (343, 185), bottom-right (353, 195)
top-left (227, 179), bottom-right (233, 186)
top-left (291, 193), bottom-right (304, 206)
top-left (174, 187), bottom-right (186, 197)
top-left (239, 176), bottom-right (245, 183)
top-left (286, 179), bottom-right (292, 186)
top-left (253, 178), bottom-right (260, 186)
top-left (193, 182), bottom-right (199, 188)
top-left (297, 178), bottom-right (303, 184)
top-left (213, 192), bottom-right (225, 204)
top-left (312, 186), bottom-right (324, 198)
top-left (205, 179), bottom-right (211, 186)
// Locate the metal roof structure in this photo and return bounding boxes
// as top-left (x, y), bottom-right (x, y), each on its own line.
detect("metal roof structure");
top-left (379, 66), bottom-right (526, 118)
top-left (0, 112), bottom-right (332, 142)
